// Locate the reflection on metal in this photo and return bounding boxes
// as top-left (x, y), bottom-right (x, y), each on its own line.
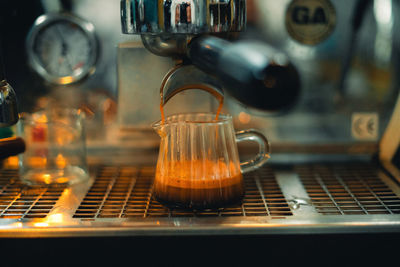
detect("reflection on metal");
top-left (0, 170), bottom-right (66, 219)
top-left (140, 34), bottom-right (190, 57)
top-left (0, 80), bottom-right (19, 127)
top-left (297, 164), bottom-right (400, 215)
top-left (0, 161), bottom-right (400, 237)
top-left (73, 165), bottom-right (291, 218)
top-left (285, 39), bottom-right (316, 60)
top-left (288, 197), bottom-right (311, 210)
top-left (160, 65), bottom-right (223, 106)
top-left (373, 0), bottom-right (393, 67)
top-left (121, 0), bottom-right (246, 34)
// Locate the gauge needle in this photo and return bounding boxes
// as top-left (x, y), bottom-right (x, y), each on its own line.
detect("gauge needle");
top-left (56, 25), bottom-right (74, 72)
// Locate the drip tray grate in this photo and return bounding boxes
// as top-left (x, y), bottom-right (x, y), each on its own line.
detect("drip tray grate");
top-left (0, 169), bottom-right (66, 219)
top-left (73, 166), bottom-right (293, 219)
top-left (297, 164), bottom-right (400, 215)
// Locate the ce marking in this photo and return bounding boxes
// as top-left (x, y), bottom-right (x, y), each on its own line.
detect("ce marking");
top-left (351, 113), bottom-right (379, 140)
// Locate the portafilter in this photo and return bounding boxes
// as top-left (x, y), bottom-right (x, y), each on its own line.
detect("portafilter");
top-left (121, 0), bottom-right (301, 112)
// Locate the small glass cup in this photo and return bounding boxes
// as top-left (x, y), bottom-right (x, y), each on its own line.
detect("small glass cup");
top-left (18, 108), bottom-right (88, 185)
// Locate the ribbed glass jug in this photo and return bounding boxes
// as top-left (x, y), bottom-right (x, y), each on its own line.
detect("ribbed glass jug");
top-left (152, 113), bottom-right (270, 209)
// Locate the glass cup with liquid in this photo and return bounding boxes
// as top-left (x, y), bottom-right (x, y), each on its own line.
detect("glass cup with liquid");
top-left (18, 108), bottom-right (88, 185)
top-left (152, 112), bottom-right (270, 209)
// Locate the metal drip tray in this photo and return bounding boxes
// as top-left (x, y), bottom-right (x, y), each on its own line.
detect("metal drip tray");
top-left (73, 166), bottom-right (292, 219)
top-left (297, 165), bottom-right (400, 215)
top-left (0, 171), bottom-right (66, 219)
top-left (1, 162), bottom-right (400, 237)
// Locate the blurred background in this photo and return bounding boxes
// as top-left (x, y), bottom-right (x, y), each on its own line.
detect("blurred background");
top-left (0, 0), bottom-right (398, 160)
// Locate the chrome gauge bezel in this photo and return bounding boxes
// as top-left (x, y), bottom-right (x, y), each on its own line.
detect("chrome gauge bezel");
top-left (26, 13), bottom-right (99, 85)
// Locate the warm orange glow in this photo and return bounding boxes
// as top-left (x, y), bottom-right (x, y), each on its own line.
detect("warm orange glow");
top-left (3, 156), bottom-right (19, 168)
top-left (46, 213), bottom-right (64, 224)
top-left (238, 112), bottom-right (251, 124)
top-left (54, 177), bottom-right (69, 184)
top-left (55, 154), bottom-right (67, 168)
top-left (58, 76), bottom-right (74, 84)
top-left (55, 127), bottom-right (76, 145)
top-left (34, 222), bottom-right (49, 227)
top-left (32, 213), bottom-right (65, 228)
top-left (11, 222), bottom-right (23, 228)
top-left (28, 156), bottom-right (47, 168)
top-left (43, 173), bottom-right (52, 184)
top-left (32, 113), bottom-right (48, 123)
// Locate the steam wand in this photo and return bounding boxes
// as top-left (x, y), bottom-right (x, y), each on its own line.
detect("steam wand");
top-left (0, 14), bottom-right (18, 127)
top-left (0, 20), bottom-right (25, 159)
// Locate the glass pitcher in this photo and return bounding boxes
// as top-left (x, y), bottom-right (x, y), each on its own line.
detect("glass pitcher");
top-left (152, 113), bottom-right (270, 209)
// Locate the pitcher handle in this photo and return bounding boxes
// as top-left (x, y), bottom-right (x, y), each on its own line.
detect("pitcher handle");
top-left (236, 129), bottom-right (271, 174)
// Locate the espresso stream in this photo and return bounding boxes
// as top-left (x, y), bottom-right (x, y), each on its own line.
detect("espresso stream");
top-left (154, 160), bottom-right (244, 209)
top-left (158, 85), bottom-right (237, 209)
top-left (160, 85), bottom-right (224, 124)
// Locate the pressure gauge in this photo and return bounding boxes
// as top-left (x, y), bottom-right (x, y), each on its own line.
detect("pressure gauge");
top-left (26, 13), bottom-right (99, 85)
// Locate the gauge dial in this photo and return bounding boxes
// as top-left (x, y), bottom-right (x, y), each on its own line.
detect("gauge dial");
top-left (26, 13), bottom-right (99, 85)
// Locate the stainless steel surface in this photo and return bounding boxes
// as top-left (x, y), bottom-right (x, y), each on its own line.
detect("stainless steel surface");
top-left (161, 65), bottom-right (223, 105)
top-left (117, 42), bottom-right (217, 129)
top-left (121, 0), bottom-right (300, 112)
top-left (240, 0), bottom-right (398, 143)
top-left (116, 0), bottom-right (400, 146)
top-left (4, 0), bottom-right (395, 147)
top-left (296, 164), bottom-right (400, 215)
top-left (121, 0), bottom-right (246, 34)
top-left (0, 172), bottom-right (66, 219)
top-left (74, 165), bottom-right (289, 218)
top-left (140, 34), bottom-right (190, 57)
top-left (0, 80), bottom-right (18, 127)
top-left (1, 0), bottom-right (399, 240)
top-left (1, 156), bottom-right (400, 237)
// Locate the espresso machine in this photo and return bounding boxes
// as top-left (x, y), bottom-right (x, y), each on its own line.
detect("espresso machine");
top-left (120, 0), bottom-right (300, 111)
top-left (0, 0), bottom-right (400, 263)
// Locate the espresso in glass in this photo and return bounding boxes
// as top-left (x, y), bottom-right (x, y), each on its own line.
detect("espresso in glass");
top-left (154, 160), bottom-right (244, 209)
top-left (152, 113), bottom-right (270, 209)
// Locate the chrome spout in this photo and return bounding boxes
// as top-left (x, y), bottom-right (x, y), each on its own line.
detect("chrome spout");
top-left (141, 34), bottom-right (190, 58)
